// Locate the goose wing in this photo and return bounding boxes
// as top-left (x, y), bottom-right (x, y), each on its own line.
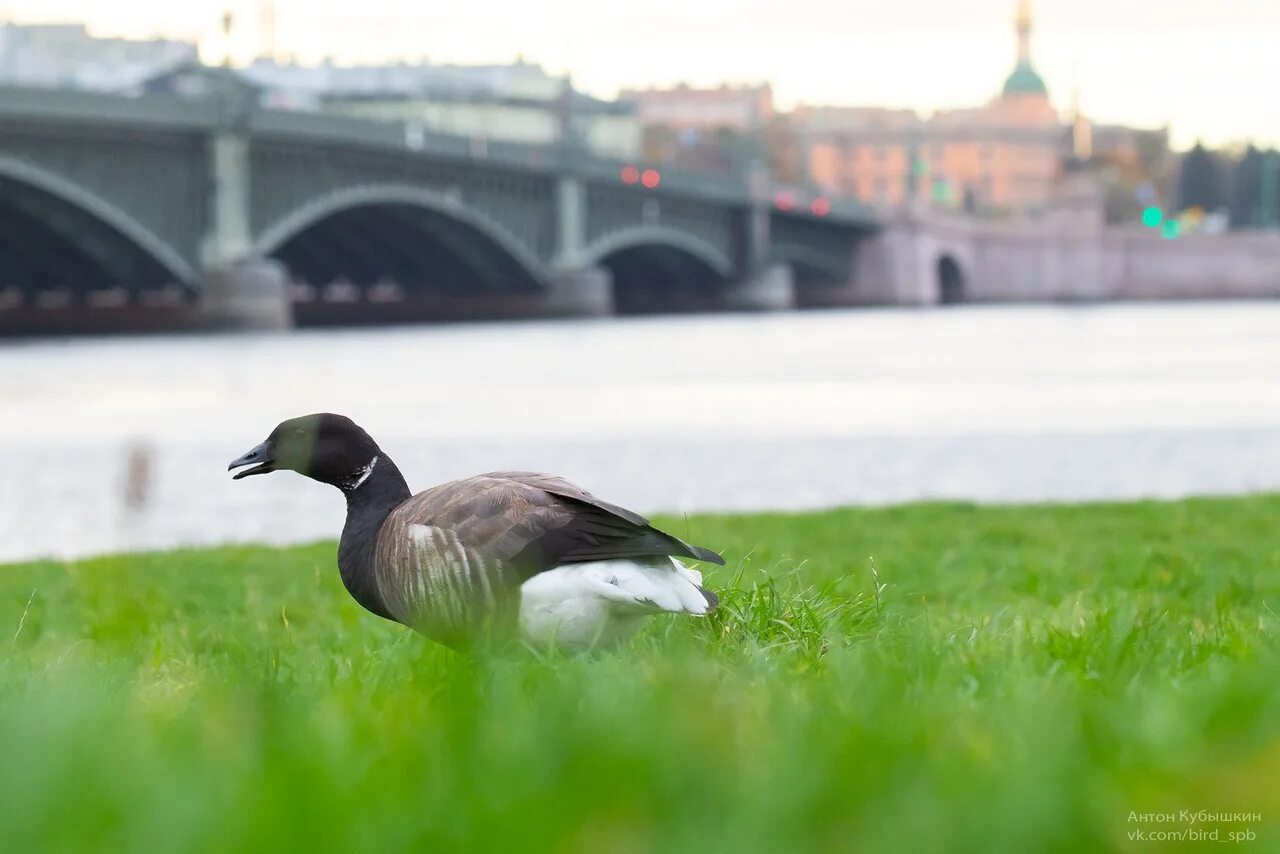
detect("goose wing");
top-left (371, 472), bottom-right (722, 638)
top-left (472, 471), bottom-right (724, 568)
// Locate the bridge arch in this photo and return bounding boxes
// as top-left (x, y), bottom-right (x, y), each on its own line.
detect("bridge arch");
top-left (582, 227), bottom-right (733, 315)
top-left (253, 184), bottom-right (548, 307)
top-left (0, 156), bottom-right (197, 296)
top-left (582, 227), bottom-right (734, 279)
top-left (937, 254), bottom-right (966, 305)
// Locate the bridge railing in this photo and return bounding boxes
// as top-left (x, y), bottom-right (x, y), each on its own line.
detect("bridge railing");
top-left (248, 107), bottom-right (755, 203)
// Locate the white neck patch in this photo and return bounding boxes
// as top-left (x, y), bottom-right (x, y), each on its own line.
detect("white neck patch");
top-left (348, 456), bottom-right (378, 490)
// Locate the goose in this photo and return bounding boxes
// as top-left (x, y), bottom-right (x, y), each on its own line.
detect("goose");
top-left (228, 413), bottom-right (723, 649)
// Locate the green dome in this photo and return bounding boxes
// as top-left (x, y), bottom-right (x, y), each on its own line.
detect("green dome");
top-left (1002, 63), bottom-right (1048, 97)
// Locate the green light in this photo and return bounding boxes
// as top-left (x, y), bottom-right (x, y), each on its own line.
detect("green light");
top-left (1161, 220), bottom-right (1181, 240)
top-left (1141, 206), bottom-right (1163, 228)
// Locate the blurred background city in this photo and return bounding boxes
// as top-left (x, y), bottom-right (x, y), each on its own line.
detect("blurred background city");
top-left (2, 1), bottom-right (1278, 561)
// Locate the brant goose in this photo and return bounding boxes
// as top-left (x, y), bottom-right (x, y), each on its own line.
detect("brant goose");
top-left (229, 414), bottom-right (723, 648)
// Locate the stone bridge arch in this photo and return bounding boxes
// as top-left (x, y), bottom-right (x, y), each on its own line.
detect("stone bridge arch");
top-left (923, 236), bottom-right (976, 305)
top-left (937, 254), bottom-right (967, 304)
top-left (904, 221), bottom-right (978, 306)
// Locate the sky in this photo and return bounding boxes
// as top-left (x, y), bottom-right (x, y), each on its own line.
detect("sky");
top-left (4, 0), bottom-right (1280, 149)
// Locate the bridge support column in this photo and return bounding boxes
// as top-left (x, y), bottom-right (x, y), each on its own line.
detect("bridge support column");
top-left (724, 263), bottom-right (794, 311)
top-left (723, 164), bottom-right (792, 311)
top-left (544, 175), bottom-right (611, 316)
top-left (555, 176), bottom-right (587, 268)
top-left (197, 128), bottom-right (292, 329)
top-left (202, 132), bottom-right (253, 268)
top-left (200, 259), bottom-right (292, 330)
top-left (543, 266), bottom-right (614, 317)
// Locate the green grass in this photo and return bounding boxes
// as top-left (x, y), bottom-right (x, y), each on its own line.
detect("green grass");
top-left (2, 496), bottom-right (1280, 852)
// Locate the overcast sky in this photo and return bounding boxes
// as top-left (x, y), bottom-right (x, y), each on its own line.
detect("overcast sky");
top-left (5, 0), bottom-right (1280, 149)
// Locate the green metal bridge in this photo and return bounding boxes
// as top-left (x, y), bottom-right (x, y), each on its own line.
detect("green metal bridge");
top-left (0, 78), bottom-right (879, 329)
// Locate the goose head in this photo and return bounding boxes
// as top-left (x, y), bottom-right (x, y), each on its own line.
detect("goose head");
top-left (228, 413), bottom-right (380, 489)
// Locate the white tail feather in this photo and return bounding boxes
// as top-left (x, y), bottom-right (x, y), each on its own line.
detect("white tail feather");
top-left (519, 558), bottom-right (712, 647)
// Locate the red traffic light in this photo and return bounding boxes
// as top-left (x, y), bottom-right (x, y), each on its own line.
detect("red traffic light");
top-left (774, 191), bottom-right (794, 211)
top-left (811, 196), bottom-right (831, 216)
top-left (641, 169), bottom-right (661, 189)
top-left (620, 165), bottom-right (640, 184)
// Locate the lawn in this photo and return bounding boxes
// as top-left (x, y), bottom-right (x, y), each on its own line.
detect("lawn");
top-left (1, 496), bottom-right (1278, 852)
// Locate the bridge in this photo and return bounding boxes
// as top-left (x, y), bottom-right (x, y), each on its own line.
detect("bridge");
top-left (0, 72), bottom-right (880, 332)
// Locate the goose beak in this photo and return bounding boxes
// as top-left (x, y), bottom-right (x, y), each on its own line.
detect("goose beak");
top-left (228, 441), bottom-right (275, 479)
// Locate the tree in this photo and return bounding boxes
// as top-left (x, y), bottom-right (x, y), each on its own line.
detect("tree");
top-left (1263, 149), bottom-right (1280, 228)
top-left (1229, 145), bottom-right (1263, 228)
top-left (1177, 142), bottom-right (1228, 212)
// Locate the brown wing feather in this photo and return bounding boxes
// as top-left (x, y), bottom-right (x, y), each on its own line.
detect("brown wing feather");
top-left (477, 471), bottom-right (724, 566)
top-left (381, 472), bottom-right (723, 579)
top-left (476, 471), bottom-right (653, 527)
top-left (372, 472), bottom-right (723, 643)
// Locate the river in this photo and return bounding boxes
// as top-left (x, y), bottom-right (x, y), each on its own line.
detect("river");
top-left (4, 301), bottom-right (1279, 561)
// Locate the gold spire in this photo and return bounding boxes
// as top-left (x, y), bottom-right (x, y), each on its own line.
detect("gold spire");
top-left (1015, 0), bottom-right (1033, 64)
top-left (1016, 0), bottom-right (1032, 29)
top-left (1002, 0), bottom-right (1048, 98)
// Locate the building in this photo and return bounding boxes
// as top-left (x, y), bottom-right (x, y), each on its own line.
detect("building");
top-left (240, 55), bottom-right (566, 110)
top-left (620, 82), bottom-right (774, 133)
top-left (0, 21), bottom-right (195, 90)
top-left (324, 89), bottom-right (640, 160)
top-left (793, 106), bottom-right (925, 207)
top-left (0, 21), bottom-right (638, 159)
top-left (798, 1), bottom-right (1063, 215)
top-left (147, 56), bottom-right (642, 160)
top-left (204, 55), bottom-right (639, 159)
top-left (618, 83), bottom-right (775, 173)
top-left (244, 57), bottom-right (638, 160)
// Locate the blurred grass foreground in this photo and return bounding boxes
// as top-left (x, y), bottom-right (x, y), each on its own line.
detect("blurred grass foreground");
top-left (2, 496), bottom-right (1279, 852)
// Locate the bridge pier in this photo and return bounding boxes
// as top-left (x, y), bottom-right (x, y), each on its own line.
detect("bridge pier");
top-left (543, 266), bottom-right (614, 317)
top-left (722, 167), bottom-right (794, 311)
top-left (542, 170), bottom-right (614, 317)
top-left (724, 263), bottom-right (795, 311)
top-left (792, 279), bottom-right (859, 308)
top-left (195, 111), bottom-right (296, 330)
top-left (198, 259), bottom-right (293, 330)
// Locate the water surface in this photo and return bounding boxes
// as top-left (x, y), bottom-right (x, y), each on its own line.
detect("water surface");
top-left (4, 302), bottom-right (1279, 561)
